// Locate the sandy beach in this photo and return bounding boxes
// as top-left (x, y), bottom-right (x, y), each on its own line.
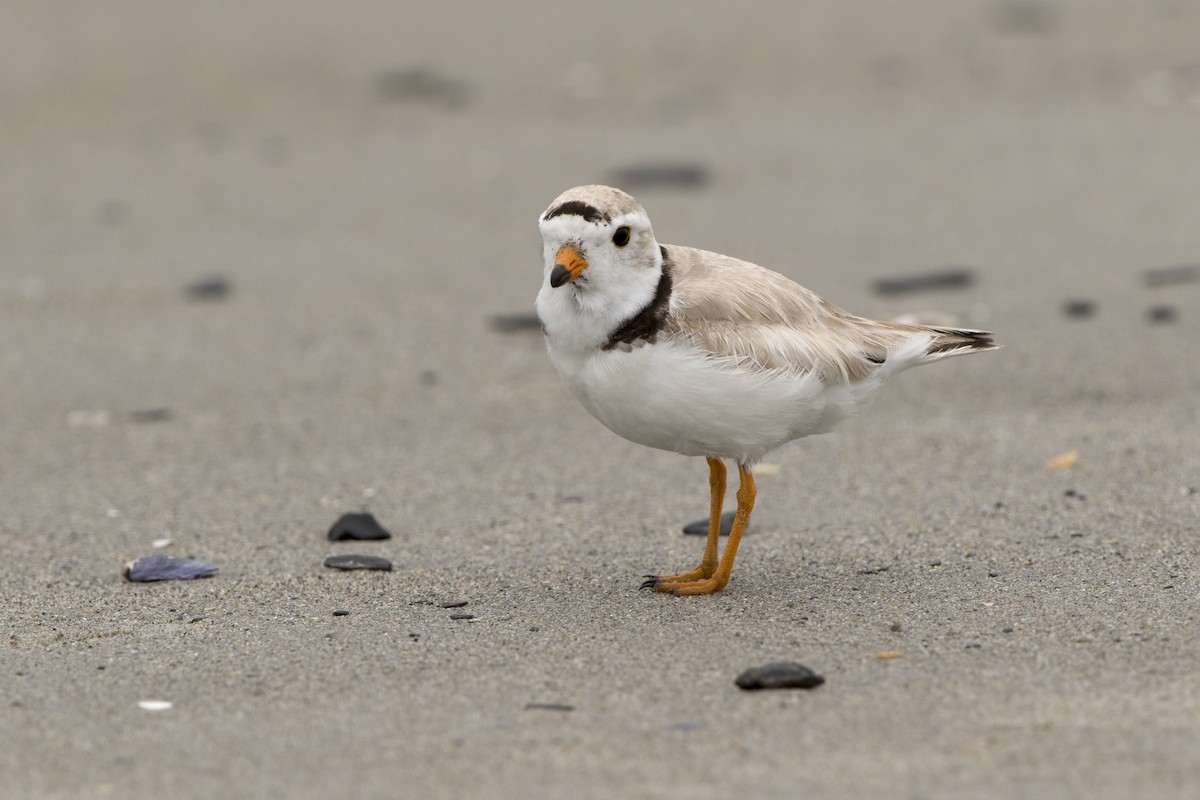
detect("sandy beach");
top-left (2, 2), bottom-right (1198, 797)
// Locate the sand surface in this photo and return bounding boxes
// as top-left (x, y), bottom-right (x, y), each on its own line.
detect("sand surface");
top-left (3, 2), bottom-right (1199, 798)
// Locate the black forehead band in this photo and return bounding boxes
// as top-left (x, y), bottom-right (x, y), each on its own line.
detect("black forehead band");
top-left (542, 200), bottom-right (610, 225)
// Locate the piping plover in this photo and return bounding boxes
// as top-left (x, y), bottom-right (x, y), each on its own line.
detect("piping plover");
top-left (535, 185), bottom-right (998, 596)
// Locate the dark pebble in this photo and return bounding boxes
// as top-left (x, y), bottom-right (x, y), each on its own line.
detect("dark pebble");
top-left (1061, 299), bottom-right (1095, 319)
top-left (1143, 264), bottom-right (1200, 288)
top-left (489, 313), bottom-right (543, 333)
top-left (128, 408), bottom-right (172, 423)
top-left (372, 67), bottom-right (471, 109)
top-left (735, 662), bottom-right (825, 691)
top-left (123, 555), bottom-right (218, 582)
top-left (857, 565), bottom-right (890, 575)
top-left (1064, 488), bottom-right (1086, 500)
top-left (993, 0), bottom-right (1061, 36)
top-left (183, 275), bottom-right (232, 301)
top-left (419, 369), bottom-right (439, 386)
top-left (327, 512), bottom-right (392, 541)
top-left (1147, 305), bottom-right (1177, 324)
top-left (965, 642), bottom-right (983, 649)
top-left (872, 268), bottom-right (975, 296)
top-left (683, 510), bottom-right (737, 536)
top-left (440, 600), bottom-right (468, 608)
top-left (609, 164), bottom-right (709, 190)
top-left (1002, 627), bottom-right (1014, 633)
top-left (988, 571), bottom-right (1000, 577)
top-left (332, 610), bottom-right (350, 617)
top-left (449, 612), bottom-right (474, 620)
top-left (525, 703), bottom-right (574, 712)
top-left (323, 554), bottom-right (393, 571)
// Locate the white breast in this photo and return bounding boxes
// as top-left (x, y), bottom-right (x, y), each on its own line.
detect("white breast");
top-left (546, 336), bottom-right (881, 464)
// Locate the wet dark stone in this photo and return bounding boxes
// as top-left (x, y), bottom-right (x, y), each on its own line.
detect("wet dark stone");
top-left (525, 703), bottom-right (574, 712)
top-left (872, 268), bottom-right (975, 295)
top-left (440, 600), bottom-right (468, 608)
top-left (449, 612), bottom-right (474, 620)
top-left (373, 67), bottom-right (471, 109)
top-left (1143, 264), bottom-right (1200, 288)
top-left (1147, 305), bottom-right (1177, 324)
top-left (332, 610), bottom-right (350, 617)
top-left (1062, 299), bottom-right (1095, 319)
top-left (609, 164), bottom-right (710, 190)
top-left (327, 512), bottom-right (392, 541)
top-left (323, 554), bottom-right (393, 571)
top-left (489, 313), bottom-right (543, 333)
top-left (735, 662), bottom-right (824, 691)
top-left (183, 275), bottom-right (232, 301)
top-left (128, 408), bottom-right (172, 423)
top-left (683, 510), bottom-right (736, 536)
top-left (124, 555), bottom-right (218, 582)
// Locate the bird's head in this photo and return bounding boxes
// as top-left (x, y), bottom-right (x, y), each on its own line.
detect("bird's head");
top-left (537, 185), bottom-right (661, 297)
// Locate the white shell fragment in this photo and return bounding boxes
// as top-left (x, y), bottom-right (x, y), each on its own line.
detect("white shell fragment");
top-left (137, 700), bottom-right (173, 711)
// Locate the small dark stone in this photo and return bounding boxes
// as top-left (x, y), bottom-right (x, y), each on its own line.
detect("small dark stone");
top-left (965, 642), bottom-right (983, 649)
top-left (1002, 626), bottom-right (1015, 633)
top-left (609, 164), bottom-right (709, 190)
top-left (1062, 299), bottom-right (1095, 319)
top-left (323, 554), bottom-right (393, 571)
top-left (735, 662), bottom-right (824, 691)
top-left (440, 600), bottom-right (468, 608)
top-left (872, 268), bottom-right (975, 296)
top-left (683, 510), bottom-right (737, 536)
top-left (449, 612), bottom-right (474, 620)
top-left (1147, 305), bottom-right (1177, 324)
top-left (332, 610), bottom-right (350, 617)
top-left (372, 67), bottom-right (471, 109)
top-left (97, 665), bottom-right (107, 670)
top-left (419, 370), bottom-right (439, 386)
top-left (1064, 488), bottom-right (1086, 500)
top-left (489, 313), bottom-right (543, 333)
top-left (988, 571), bottom-right (1000, 577)
top-left (524, 702), bottom-right (574, 712)
top-left (327, 512), bottom-right (392, 541)
top-left (857, 565), bottom-right (890, 575)
top-left (993, 0), bottom-right (1061, 36)
top-left (929, 560), bottom-right (942, 567)
top-left (183, 275), bottom-right (232, 301)
top-left (123, 555), bottom-right (218, 582)
top-left (1144, 264), bottom-right (1200, 288)
top-left (128, 408), bottom-right (172, 423)
top-left (889, 621), bottom-right (902, 632)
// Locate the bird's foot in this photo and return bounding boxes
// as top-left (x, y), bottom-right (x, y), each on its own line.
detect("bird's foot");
top-left (641, 569), bottom-right (728, 596)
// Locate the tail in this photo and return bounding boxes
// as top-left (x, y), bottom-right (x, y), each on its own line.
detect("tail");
top-left (923, 327), bottom-right (1000, 359)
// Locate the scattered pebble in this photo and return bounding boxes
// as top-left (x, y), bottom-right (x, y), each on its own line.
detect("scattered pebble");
top-left (1061, 299), bottom-right (1096, 319)
top-left (124, 555), bottom-right (218, 582)
top-left (489, 313), bottom-right (543, 333)
top-left (683, 510), bottom-right (737, 536)
top-left (151, 538), bottom-right (173, 549)
top-left (332, 610), bottom-right (350, 617)
top-left (1064, 488), bottom-right (1087, 500)
top-left (327, 512), bottom-right (392, 541)
top-left (440, 600), bottom-right (468, 608)
top-left (525, 702), bottom-right (574, 712)
top-left (449, 612), bottom-right (474, 620)
top-left (1045, 450), bottom-right (1078, 470)
top-left (873, 268), bottom-right (974, 296)
top-left (857, 565), bottom-right (890, 575)
top-left (128, 408), bottom-right (172, 423)
top-left (890, 622), bottom-right (902, 632)
top-left (1143, 264), bottom-right (1200, 288)
top-left (609, 164), bottom-right (709, 190)
top-left (137, 700), bottom-right (173, 712)
top-left (183, 275), bottom-right (232, 301)
top-left (992, 0), bottom-right (1060, 36)
top-left (323, 554), bottom-right (393, 571)
top-left (734, 662), bottom-right (825, 691)
top-left (373, 66), bottom-right (472, 109)
top-left (1146, 305), bottom-right (1177, 324)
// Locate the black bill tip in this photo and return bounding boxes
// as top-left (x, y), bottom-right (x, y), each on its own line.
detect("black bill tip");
top-left (550, 264), bottom-right (571, 288)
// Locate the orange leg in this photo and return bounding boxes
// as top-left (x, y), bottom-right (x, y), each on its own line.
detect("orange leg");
top-left (646, 462), bottom-right (756, 596)
top-left (642, 458), bottom-right (725, 589)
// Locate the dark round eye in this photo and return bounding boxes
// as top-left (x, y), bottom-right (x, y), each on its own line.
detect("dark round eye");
top-left (612, 226), bottom-right (631, 247)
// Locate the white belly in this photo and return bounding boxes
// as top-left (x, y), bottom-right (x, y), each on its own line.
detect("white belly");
top-left (548, 339), bottom-right (876, 464)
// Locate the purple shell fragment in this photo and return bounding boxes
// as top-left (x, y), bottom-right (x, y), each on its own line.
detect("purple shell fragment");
top-left (124, 555), bottom-right (219, 582)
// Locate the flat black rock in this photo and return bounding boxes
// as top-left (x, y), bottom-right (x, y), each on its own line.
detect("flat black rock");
top-left (1062, 299), bottom-right (1096, 319)
top-left (183, 275), bottom-right (232, 301)
top-left (683, 510), bottom-right (737, 536)
top-left (872, 268), bottom-right (975, 296)
top-left (327, 512), bottom-right (392, 541)
top-left (324, 554), bottom-right (393, 571)
top-left (735, 662), bottom-right (825, 691)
